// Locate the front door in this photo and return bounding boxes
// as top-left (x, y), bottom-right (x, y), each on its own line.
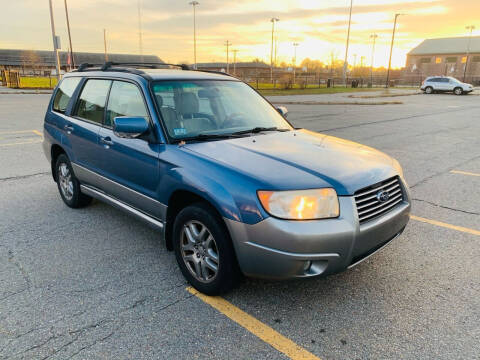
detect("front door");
top-left (97, 80), bottom-right (163, 219)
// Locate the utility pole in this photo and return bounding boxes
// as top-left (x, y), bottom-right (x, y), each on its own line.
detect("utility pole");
top-left (343, 0), bottom-right (353, 87)
top-left (369, 33), bottom-right (378, 86)
top-left (48, 0), bottom-right (61, 81)
top-left (270, 17), bottom-right (279, 83)
top-left (103, 29), bottom-right (108, 61)
top-left (293, 42), bottom-right (299, 85)
top-left (232, 49), bottom-right (238, 75)
top-left (137, 0), bottom-right (143, 62)
top-left (225, 40), bottom-right (231, 73)
top-left (63, 0), bottom-right (74, 68)
top-left (386, 13), bottom-right (404, 88)
top-left (353, 53), bottom-right (357, 76)
top-left (189, 1), bottom-right (199, 69)
top-left (463, 25), bottom-right (475, 82)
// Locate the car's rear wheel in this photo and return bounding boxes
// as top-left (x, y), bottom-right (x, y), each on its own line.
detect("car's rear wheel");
top-left (425, 86), bottom-right (433, 94)
top-left (173, 203), bottom-right (241, 295)
top-left (55, 154), bottom-right (92, 208)
top-left (454, 87), bottom-right (463, 95)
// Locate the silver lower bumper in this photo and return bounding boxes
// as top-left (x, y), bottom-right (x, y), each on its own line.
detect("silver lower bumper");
top-left (224, 194), bottom-right (411, 279)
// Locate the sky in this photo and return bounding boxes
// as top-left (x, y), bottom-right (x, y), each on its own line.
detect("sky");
top-left (1, 0), bottom-right (479, 68)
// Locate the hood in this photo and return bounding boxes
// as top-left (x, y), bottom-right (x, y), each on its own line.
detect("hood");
top-left (183, 129), bottom-right (398, 195)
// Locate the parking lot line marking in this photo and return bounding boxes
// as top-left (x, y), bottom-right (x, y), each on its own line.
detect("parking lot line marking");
top-left (450, 170), bottom-right (480, 177)
top-left (187, 287), bottom-right (321, 360)
top-left (32, 130), bottom-right (43, 137)
top-left (0, 140), bottom-right (42, 147)
top-left (0, 130), bottom-right (37, 134)
top-left (411, 215), bottom-right (480, 236)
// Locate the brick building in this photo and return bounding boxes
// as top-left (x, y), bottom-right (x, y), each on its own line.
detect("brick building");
top-left (405, 36), bottom-right (480, 84)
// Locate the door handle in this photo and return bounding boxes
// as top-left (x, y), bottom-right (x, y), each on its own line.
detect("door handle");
top-left (100, 136), bottom-right (114, 147)
top-left (64, 125), bottom-right (74, 134)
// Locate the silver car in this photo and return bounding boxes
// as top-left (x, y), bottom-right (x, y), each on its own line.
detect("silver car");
top-left (421, 76), bottom-right (474, 95)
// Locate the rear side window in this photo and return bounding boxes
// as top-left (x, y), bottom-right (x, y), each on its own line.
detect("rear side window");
top-left (52, 77), bottom-right (81, 113)
top-left (74, 79), bottom-right (112, 124)
top-left (105, 81), bottom-right (148, 127)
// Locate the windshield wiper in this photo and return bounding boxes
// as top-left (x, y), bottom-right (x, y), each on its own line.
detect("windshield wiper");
top-left (178, 133), bottom-right (244, 143)
top-left (231, 127), bottom-right (290, 135)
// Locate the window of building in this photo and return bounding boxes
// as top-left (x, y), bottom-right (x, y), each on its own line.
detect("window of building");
top-left (445, 57), bottom-right (457, 63)
top-left (74, 79), bottom-right (112, 124)
top-left (435, 57), bottom-right (442, 64)
top-left (52, 77), bottom-right (81, 113)
top-left (473, 56), bottom-right (480, 62)
top-left (105, 81), bottom-right (149, 127)
top-left (461, 56), bottom-right (467, 63)
top-left (420, 57), bottom-right (431, 63)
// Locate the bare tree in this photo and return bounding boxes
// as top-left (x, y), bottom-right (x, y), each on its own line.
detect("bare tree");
top-left (23, 51), bottom-right (42, 76)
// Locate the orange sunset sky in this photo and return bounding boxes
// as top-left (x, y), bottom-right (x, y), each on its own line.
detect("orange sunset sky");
top-left (1, 0), bottom-right (479, 68)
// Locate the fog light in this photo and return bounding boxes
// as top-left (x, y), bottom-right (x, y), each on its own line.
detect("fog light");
top-left (303, 261), bottom-right (312, 272)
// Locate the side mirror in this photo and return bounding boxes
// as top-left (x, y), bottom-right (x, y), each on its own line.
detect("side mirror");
top-left (276, 106), bottom-right (288, 118)
top-left (113, 116), bottom-right (149, 138)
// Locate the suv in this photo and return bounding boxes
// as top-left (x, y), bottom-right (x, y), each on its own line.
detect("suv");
top-left (421, 76), bottom-right (473, 95)
top-left (43, 63), bottom-right (410, 295)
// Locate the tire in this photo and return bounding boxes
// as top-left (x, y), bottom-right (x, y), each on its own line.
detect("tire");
top-left (454, 87), bottom-right (463, 95)
top-left (173, 203), bottom-right (241, 295)
top-left (424, 86), bottom-right (433, 94)
top-left (55, 154), bottom-right (92, 208)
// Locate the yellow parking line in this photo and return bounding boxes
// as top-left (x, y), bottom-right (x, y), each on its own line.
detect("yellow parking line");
top-left (187, 287), bottom-right (321, 360)
top-left (0, 140), bottom-right (42, 147)
top-left (411, 215), bottom-right (480, 236)
top-left (32, 130), bottom-right (43, 137)
top-left (450, 170), bottom-right (480, 177)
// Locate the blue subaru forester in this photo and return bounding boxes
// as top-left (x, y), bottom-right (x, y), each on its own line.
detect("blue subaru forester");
top-left (43, 63), bottom-right (410, 295)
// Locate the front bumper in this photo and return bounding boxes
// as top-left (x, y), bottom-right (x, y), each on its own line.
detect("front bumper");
top-left (225, 182), bottom-right (411, 279)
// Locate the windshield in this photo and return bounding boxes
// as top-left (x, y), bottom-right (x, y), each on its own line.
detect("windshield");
top-left (151, 80), bottom-right (292, 140)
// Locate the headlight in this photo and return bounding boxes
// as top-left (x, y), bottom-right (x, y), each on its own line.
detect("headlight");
top-left (257, 189), bottom-right (339, 220)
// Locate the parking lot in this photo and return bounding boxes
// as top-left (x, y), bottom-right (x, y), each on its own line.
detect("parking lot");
top-left (0, 90), bottom-right (479, 359)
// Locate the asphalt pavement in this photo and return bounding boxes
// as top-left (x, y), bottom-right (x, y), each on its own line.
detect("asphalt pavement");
top-left (0, 90), bottom-right (479, 359)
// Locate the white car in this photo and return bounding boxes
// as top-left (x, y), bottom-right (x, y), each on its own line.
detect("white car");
top-left (421, 76), bottom-right (474, 95)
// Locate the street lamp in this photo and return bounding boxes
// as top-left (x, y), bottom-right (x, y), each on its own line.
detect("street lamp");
top-left (138, 0), bottom-right (143, 63)
top-left (232, 49), bottom-right (238, 76)
top-left (293, 42), bottom-right (299, 85)
top-left (386, 13), bottom-right (404, 88)
top-left (343, 0), bottom-right (353, 87)
top-left (270, 17), bottom-right (279, 82)
top-left (463, 25), bottom-right (476, 81)
top-left (369, 33), bottom-right (378, 86)
top-left (48, 0), bottom-right (61, 81)
top-left (189, 1), bottom-right (199, 69)
top-left (63, 0), bottom-right (74, 69)
top-left (225, 40), bottom-right (232, 73)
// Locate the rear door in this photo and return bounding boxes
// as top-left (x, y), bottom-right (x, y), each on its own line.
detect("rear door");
top-left (97, 80), bottom-right (162, 219)
top-left (65, 78), bottom-right (112, 186)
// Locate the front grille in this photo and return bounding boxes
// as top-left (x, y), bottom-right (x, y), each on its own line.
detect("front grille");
top-left (354, 176), bottom-right (404, 224)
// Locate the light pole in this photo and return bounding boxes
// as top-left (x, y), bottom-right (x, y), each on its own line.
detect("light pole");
top-left (225, 40), bottom-right (232, 73)
top-left (343, 0), bottom-right (353, 87)
top-left (63, 0), bottom-right (74, 69)
top-left (103, 29), bottom-right (108, 61)
top-left (137, 0), bottom-right (143, 62)
top-left (270, 17), bottom-right (279, 82)
top-left (48, 0), bottom-right (61, 81)
top-left (353, 53), bottom-right (357, 76)
top-left (386, 13), bottom-right (404, 88)
top-left (293, 42), bottom-right (299, 85)
top-left (232, 49), bottom-right (238, 75)
top-left (369, 33), bottom-right (378, 86)
top-left (189, 1), bottom-right (199, 69)
top-left (463, 25), bottom-right (475, 82)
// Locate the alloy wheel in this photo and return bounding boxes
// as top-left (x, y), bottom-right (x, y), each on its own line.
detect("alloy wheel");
top-left (180, 220), bottom-right (219, 283)
top-left (58, 163), bottom-right (74, 201)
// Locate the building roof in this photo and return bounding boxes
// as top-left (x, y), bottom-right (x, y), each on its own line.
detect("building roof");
top-left (0, 49), bottom-right (162, 66)
top-left (408, 36), bottom-right (480, 56)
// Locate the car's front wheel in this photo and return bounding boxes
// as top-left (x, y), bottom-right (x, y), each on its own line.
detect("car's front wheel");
top-left (454, 87), bottom-right (463, 95)
top-left (173, 203), bottom-right (241, 295)
top-left (424, 86), bottom-right (433, 94)
top-left (55, 154), bottom-right (92, 208)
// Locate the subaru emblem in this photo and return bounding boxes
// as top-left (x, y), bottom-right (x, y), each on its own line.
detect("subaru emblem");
top-left (376, 190), bottom-right (390, 203)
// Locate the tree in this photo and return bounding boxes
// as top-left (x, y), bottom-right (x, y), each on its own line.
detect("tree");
top-left (22, 50), bottom-right (42, 76)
